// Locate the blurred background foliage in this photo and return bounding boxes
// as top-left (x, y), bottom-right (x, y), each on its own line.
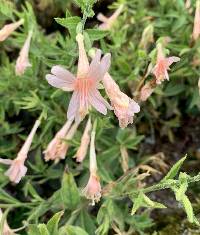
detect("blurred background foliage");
top-left (0, 0), bottom-right (200, 234)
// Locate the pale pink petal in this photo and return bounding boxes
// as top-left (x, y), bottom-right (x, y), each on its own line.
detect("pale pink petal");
top-left (46, 74), bottom-right (74, 91)
top-left (87, 50), bottom-right (102, 79)
top-left (82, 173), bottom-right (101, 205)
top-left (167, 56), bottom-right (180, 66)
top-left (98, 53), bottom-right (111, 79)
top-left (0, 158), bottom-right (13, 165)
top-left (67, 91), bottom-right (80, 120)
top-left (99, 23), bottom-right (109, 30)
top-left (129, 99), bottom-right (140, 113)
top-left (89, 89), bottom-right (111, 115)
top-left (97, 13), bottom-right (108, 23)
top-left (51, 65), bottom-right (75, 82)
top-left (5, 161), bottom-right (27, 184)
top-left (87, 51), bottom-right (111, 82)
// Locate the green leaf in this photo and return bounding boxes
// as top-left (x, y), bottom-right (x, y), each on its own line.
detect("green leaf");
top-left (182, 195), bottom-right (194, 223)
top-left (131, 192), bottom-right (166, 215)
top-left (60, 172), bottom-right (80, 209)
top-left (38, 224), bottom-right (50, 235)
top-left (162, 155), bottom-right (187, 181)
top-left (77, 210), bottom-right (96, 235)
top-left (47, 211), bottom-right (64, 235)
top-left (85, 29), bottom-right (108, 41)
top-left (131, 192), bottom-right (144, 215)
top-left (164, 83), bottom-right (185, 97)
top-left (55, 17), bottom-right (81, 37)
top-left (59, 225), bottom-right (89, 235)
top-left (175, 172), bottom-right (188, 201)
top-left (28, 225), bottom-right (40, 235)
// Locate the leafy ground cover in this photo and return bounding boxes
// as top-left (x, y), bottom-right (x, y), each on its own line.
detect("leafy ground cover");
top-left (0, 0), bottom-right (200, 234)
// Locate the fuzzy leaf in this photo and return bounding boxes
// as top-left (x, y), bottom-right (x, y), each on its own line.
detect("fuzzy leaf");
top-left (60, 172), bottom-right (80, 209)
top-left (182, 195), bottom-right (194, 223)
top-left (47, 211), bottom-right (64, 235)
top-left (38, 224), bottom-right (50, 235)
top-left (59, 225), bottom-right (89, 235)
top-left (162, 155), bottom-right (187, 181)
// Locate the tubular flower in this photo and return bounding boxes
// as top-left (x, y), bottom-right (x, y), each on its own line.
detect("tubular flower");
top-left (97, 4), bottom-right (123, 30)
top-left (0, 119), bottom-right (40, 183)
top-left (102, 73), bottom-right (140, 128)
top-left (46, 34), bottom-right (112, 122)
top-left (152, 43), bottom-right (180, 84)
top-left (44, 119), bottom-right (73, 162)
top-left (75, 117), bottom-right (92, 162)
top-left (0, 209), bottom-right (15, 235)
top-left (15, 30), bottom-right (33, 76)
top-left (198, 78), bottom-right (200, 95)
top-left (193, 0), bottom-right (200, 41)
top-left (44, 120), bottom-right (79, 163)
top-left (0, 19), bottom-right (24, 42)
top-left (82, 122), bottom-right (101, 205)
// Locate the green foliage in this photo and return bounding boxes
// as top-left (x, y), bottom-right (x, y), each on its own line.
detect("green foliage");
top-left (0, 0), bottom-right (200, 234)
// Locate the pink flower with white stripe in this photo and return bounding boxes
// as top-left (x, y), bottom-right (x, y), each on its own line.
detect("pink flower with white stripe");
top-left (46, 34), bottom-right (112, 121)
top-left (152, 43), bottom-right (180, 84)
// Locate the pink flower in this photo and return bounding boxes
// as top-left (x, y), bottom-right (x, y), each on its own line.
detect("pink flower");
top-left (152, 43), bottom-right (180, 84)
top-left (193, 0), bottom-right (200, 41)
top-left (83, 173), bottom-right (101, 206)
top-left (140, 81), bottom-right (155, 101)
top-left (82, 121), bottom-right (101, 205)
top-left (75, 117), bottom-right (92, 162)
top-left (46, 34), bottom-right (112, 122)
top-left (97, 4), bottom-right (123, 30)
top-left (102, 73), bottom-right (140, 128)
top-left (44, 120), bottom-right (80, 163)
top-left (198, 78), bottom-right (200, 95)
top-left (0, 19), bottom-right (24, 42)
top-left (0, 119), bottom-right (40, 183)
top-left (15, 30), bottom-right (32, 76)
